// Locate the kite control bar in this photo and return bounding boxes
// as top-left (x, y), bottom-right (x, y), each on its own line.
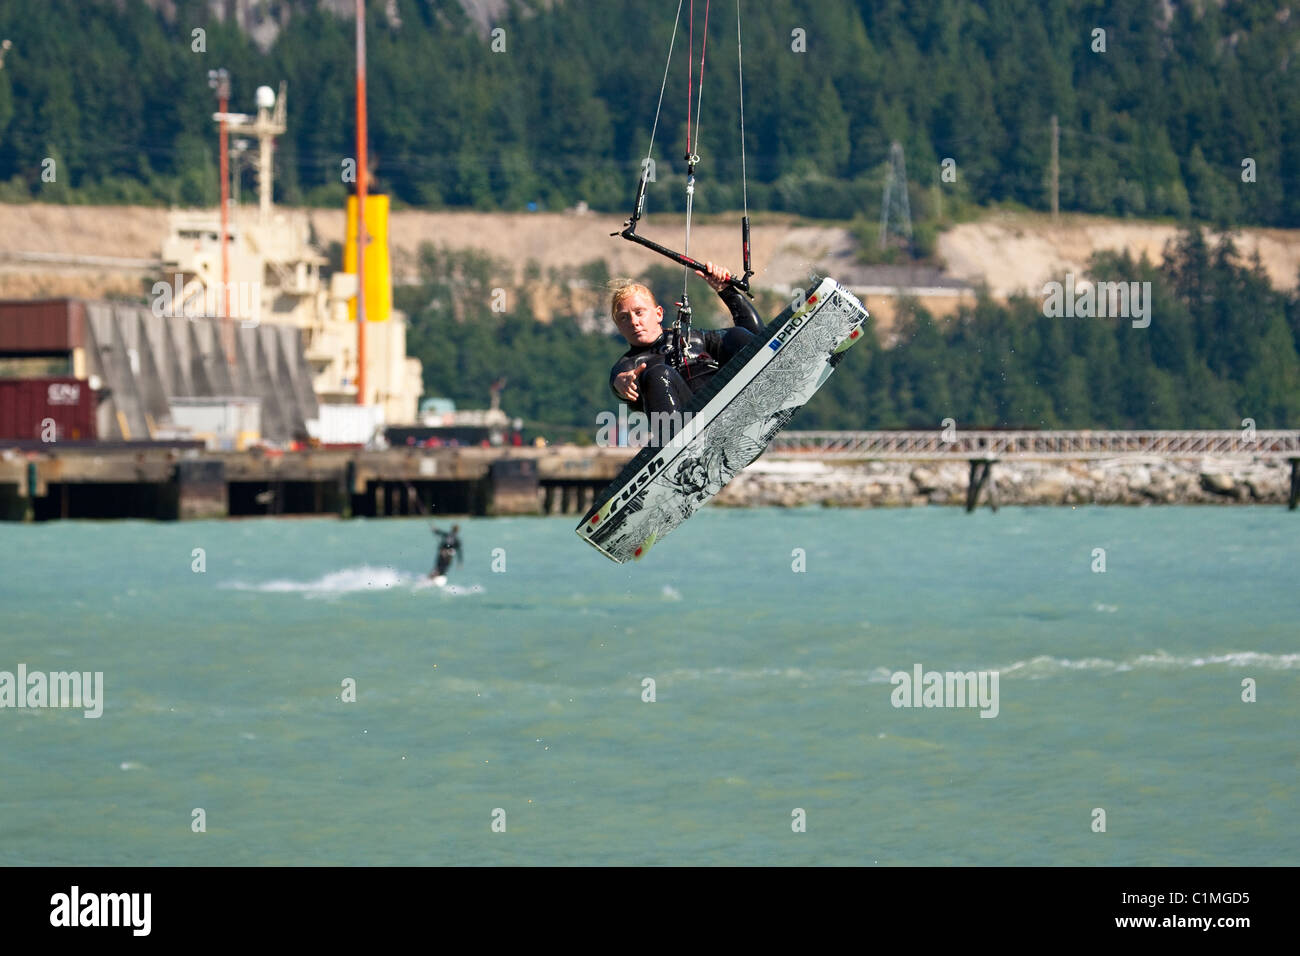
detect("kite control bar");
top-left (613, 170), bottom-right (754, 297)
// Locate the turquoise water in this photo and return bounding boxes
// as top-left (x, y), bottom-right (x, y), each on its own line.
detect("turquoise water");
top-left (0, 506), bottom-right (1295, 865)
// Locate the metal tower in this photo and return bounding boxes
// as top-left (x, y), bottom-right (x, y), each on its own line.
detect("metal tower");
top-left (879, 140), bottom-right (914, 251)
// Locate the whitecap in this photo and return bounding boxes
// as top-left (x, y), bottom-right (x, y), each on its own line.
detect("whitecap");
top-left (224, 565), bottom-right (413, 596)
top-left (239, 566), bottom-right (403, 592)
top-left (997, 650), bottom-right (1299, 677)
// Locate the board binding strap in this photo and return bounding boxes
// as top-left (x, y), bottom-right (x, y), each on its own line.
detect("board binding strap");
top-left (576, 276), bottom-right (869, 564)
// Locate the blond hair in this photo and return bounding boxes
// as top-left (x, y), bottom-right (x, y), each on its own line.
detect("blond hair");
top-left (609, 280), bottom-right (656, 321)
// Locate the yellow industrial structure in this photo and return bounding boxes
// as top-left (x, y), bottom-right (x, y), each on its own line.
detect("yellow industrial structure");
top-left (158, 84), bottom-right (422, 432)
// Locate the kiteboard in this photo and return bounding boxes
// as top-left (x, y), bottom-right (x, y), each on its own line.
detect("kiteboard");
top-left (576, 276), bottom-right (869, 563)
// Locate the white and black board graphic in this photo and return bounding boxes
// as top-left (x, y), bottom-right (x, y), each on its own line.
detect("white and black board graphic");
top-left (576, 276), bottom-right (869, 563)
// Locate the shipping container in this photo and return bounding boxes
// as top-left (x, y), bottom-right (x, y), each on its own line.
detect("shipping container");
top-left (0, 299), bottom-right (86, 353)
top-left (168, 397), bottom-right (262, 451)
top-left (0, 377), bottom-right (97, 441)
top-left (307, 404), bottom-right (386, 446)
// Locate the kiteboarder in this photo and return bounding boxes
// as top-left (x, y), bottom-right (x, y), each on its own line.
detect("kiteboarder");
top-left (430, 524), bottom-right (463, 580)
top-left (609, 262), bottom-right (761, 424)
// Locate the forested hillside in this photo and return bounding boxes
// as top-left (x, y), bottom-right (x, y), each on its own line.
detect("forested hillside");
top-left (396, 228), bottom-right (1300, 432)
top-left (4, 1), bottom-right (1298, 430)
top-left (0, 0), bottom-right (1296, 226)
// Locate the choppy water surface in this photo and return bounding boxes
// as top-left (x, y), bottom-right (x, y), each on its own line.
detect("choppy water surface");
top-left (0, 506), bottom-right (1295, 865)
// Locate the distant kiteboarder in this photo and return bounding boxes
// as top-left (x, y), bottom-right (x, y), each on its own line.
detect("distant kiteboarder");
top-left (430, 524), bottom-right (463, 585)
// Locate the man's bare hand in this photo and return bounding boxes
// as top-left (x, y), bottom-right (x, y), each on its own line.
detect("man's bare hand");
top-left (614, 361), bottom-right (648, 402)
top-left (695, 260), bottom-right (733, 292)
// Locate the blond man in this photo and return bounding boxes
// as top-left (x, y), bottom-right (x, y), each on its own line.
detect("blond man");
top-left (609, 262), bottom-right (762, 427)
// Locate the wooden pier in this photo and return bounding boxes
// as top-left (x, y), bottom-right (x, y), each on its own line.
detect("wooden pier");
top-left (0, 444), bottom-right (635, 521)
top-left (2, 430), bottom-right (1297, 520)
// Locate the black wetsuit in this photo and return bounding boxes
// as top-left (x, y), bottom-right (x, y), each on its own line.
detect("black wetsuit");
top-left (610, 286), bottom-right (763, 420)
top-left (432, 528), bottom-right (462, 576)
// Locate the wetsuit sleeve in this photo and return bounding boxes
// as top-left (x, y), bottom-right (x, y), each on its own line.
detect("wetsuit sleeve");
top-left (700, 328), bottom-right (728, 356)
top-left (610, 353), bottom-right (649, 407)
top-left (718, 285), bottom-right (763, 334)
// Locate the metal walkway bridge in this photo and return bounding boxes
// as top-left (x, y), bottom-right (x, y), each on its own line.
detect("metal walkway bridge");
top-left (766, 430), bottom-right (1300, 511)
top-left (767, 430), bottom-right (1300, 461)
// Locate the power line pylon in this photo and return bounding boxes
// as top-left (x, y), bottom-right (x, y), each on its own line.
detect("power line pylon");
top-left (879, 140), bottom-right (913, 252)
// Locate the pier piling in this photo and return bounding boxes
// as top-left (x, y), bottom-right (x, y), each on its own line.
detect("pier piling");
top-left (174, 460), bottom-right (228, 519)
top-left (966, 459), bottom-right (996, 513)
top-left (26, 461), bottom-right (37, 522)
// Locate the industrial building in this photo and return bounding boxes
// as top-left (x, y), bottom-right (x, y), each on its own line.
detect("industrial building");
top-left (0, 82), bottom-right (422, 451)
top-left (0, 297), bottom-right (316, 445)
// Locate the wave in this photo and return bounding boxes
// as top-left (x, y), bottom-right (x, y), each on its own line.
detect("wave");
top-left (658, 651), bottom-right (1298, 686)
top-left (224, 565), bottom-right (482, 598)
top-left (999, 650), bottom-right (1299, 677)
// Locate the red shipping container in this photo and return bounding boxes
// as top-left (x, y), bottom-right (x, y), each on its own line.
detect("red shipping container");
top-left (0, 378), bottom-right (97, 441)
top-left (0, 299), bottom-right (85, 352)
